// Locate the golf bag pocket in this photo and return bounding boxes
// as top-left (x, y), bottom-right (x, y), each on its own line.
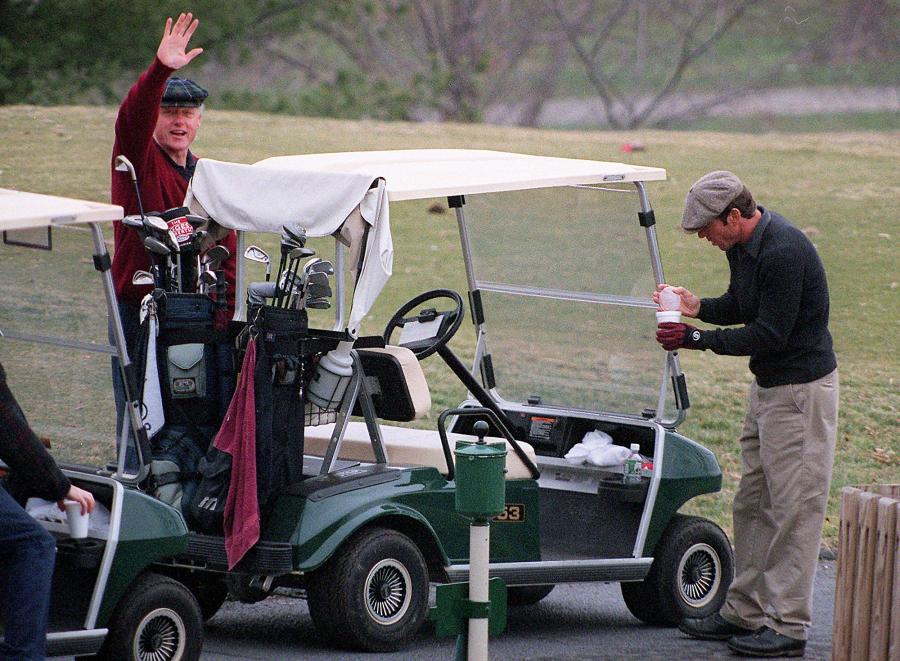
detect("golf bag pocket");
top-left (190, 447), bottom-right (232, 534)
top-left (157, 292), bottom-right (215, 344)
top-left (256, 305), bottom-right (307, 355)
top-left (150, 425), bottom-right (207, 517)
top-left (167, 343), bottom-right (207, 399)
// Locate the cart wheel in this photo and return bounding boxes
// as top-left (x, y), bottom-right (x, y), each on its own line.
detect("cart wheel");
top-left (621, 514), bottom-right (733, 626)
top-left (97, 571), bottom-right (203, 661)
top-left (507, 584), bottom-right (555, 607)
top-left (307, 527), bottom-right (429, 651)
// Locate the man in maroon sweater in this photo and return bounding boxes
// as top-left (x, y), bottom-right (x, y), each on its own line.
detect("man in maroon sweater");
top-left (110, 12), bottom-right (236, 451)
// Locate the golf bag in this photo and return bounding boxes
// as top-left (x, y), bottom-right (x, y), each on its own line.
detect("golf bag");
top-left (253, 305), bottom-right (308, 509)
top-left (148, 291), bottom-right (235, 513)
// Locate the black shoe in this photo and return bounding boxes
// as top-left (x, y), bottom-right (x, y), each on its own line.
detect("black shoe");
top-left (679, 613), bottom-right (755, 641)
top-left (727, 626), bottom-right (806, 657)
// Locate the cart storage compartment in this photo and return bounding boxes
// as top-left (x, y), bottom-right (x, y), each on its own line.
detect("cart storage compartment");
top-left (46, 481), bottom-right (113, 633)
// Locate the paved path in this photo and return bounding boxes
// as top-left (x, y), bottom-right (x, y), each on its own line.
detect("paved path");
top-left (486, 85), bottom-right (899, 128)
top-left (200, 560), bottom-right (837, 660)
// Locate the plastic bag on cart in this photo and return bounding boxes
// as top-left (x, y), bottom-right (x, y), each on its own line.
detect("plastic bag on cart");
top-left (26, 498), bottom-right (111, 535)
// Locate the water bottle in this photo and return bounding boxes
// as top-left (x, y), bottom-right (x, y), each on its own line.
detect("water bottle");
top-left (623, 443), bottom-right (642, 483)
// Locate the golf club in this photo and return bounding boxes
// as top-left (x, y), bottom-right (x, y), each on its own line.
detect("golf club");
top-left (132, 270), bottom-right (156, 287)
top-left (243, 245), bottom-right (272, 281)
top-left (278, 246), bottom-right (315, 307)
top-left (114, 155), bottom-right (146, 219)
top-left (275, 224), bottom-right (308, 291)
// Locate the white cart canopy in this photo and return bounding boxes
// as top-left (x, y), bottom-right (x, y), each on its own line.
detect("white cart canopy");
top-left (183, 150), bottom-right (665, 336)
top-left (0, 188), bottom-right (123, 231)
top-left (257, 149), bottom-right (666, 201)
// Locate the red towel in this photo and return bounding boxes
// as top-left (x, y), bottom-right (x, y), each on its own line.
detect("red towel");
top-left (214, 339), bottom-right (259, 569)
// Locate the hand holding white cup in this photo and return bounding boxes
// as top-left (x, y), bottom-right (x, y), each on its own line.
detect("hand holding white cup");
top-left (656, 286), bottom-right (682, 324)
top-left (64, 499), bottom-right (90, 539)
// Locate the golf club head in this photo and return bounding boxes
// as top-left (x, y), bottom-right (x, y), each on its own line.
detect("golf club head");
top-left (305, 270), bottom-right (328, 284)
top-left (305, 283), bottom-right (332, 300)
top-left (289, 246), bottom-right (316, 260)
top-left (114, 155), bottom-right (136, 180)
top-left (166, 230), bottom-right (181, 253)
top-left (205, 245), bottom-right (231, 268)
top-left (307, 260), bottom-right (335, 276)
top-left (306, 297), bottom-right (331, 310)
top-left (198, 271), bottom-right (218, 286)
top-left (184, 214), bottom-right (207, 228)
top-left (122, 214), bottom-right (145, 229)
top-left (243, 245), bottom-right (270, 265)
top-left (143, 236), bottom-right (171, 256)
top-left (132, 270), bottom-right (155, 286)
top-left (282, 223), bottom-right (307, 245)
top-left (143, 215), bottom-right (169, 235)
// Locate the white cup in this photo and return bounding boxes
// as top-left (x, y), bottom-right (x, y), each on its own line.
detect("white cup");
top-left (64, 500), bottom-right (89, 539)
top-left (656, 309), bottom-right (682, 324)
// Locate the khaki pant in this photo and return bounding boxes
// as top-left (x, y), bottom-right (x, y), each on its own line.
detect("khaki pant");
top-left (720, 369), bottom-right (838, 640)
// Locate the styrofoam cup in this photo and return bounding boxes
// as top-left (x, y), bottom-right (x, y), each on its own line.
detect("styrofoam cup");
top-left (64, 500), bottom-right (89, 539)
top-left (656, 310), bottom-right (682, 324)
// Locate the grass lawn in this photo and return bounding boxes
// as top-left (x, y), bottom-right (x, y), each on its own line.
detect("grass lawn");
top-left (1, 104), bottom-right (897, 548)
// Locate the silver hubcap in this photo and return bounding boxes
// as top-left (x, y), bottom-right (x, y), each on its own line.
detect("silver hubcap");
top-left (677, 542), bottom-right (722, 608)
top-left (133, 607), bottom-right (186, 661)
top-left (365, 558), bottom-right (412, 626)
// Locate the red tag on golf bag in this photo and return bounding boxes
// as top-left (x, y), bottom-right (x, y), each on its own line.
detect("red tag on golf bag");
top-left (167, 216), bottom-right (194, 245)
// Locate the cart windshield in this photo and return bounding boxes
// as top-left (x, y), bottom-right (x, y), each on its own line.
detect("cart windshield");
top-left (465, 184), bottom-right (677, 419)
top-left (0, 226), bottom-right (119, 468)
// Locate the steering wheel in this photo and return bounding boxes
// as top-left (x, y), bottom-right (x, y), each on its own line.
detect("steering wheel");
top-left (383, 289), bottom-right (464, 359)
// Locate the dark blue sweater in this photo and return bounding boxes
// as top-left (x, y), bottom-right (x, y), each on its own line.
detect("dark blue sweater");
top-left (697, 207), bottom-right (837, 387)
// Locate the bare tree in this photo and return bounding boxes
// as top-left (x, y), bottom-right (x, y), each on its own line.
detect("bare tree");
top-left (551, 0), bottom-right (763, 129)
top-left (217, 0), bottom-right (567, 122)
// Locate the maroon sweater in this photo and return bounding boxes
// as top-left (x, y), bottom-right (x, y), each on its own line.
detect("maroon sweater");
top-left (111, 57), bottom-right (236, 311)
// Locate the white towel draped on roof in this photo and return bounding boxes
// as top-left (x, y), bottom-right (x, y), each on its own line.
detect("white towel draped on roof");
top-left (184, 159), bottom-right (392, 336)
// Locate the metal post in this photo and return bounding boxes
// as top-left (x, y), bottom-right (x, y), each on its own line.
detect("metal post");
top-left (89, 223), bottom-right (148, 482)
top-left (467, 522), bottom-right (490, 661)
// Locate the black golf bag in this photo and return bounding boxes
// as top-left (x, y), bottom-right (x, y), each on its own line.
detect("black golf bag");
top-left (147, 291), bottom-right (235, 517)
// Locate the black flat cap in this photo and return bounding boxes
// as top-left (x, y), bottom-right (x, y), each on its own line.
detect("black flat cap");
top-left (161, 77), bottom-right (208, 107)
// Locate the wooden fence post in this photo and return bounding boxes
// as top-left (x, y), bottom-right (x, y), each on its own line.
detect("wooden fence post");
top-left (832, 485), bottom-right (900, 661)
top-left (832, 486), bottom-right (860, 660)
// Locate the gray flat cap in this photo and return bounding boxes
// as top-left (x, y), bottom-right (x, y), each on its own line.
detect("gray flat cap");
top-left (681, 170), bottom-right (744, 231)
top-left (161, 77), bottom-right (208, 107)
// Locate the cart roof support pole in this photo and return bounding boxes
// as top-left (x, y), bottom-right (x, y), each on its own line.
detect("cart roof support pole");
top-left (89, 222), bottom-right (149, 482)
top-left (634, 182), bottom-right (688, 428)
top-left (452, 198), bottom-right (488, 380)
top-left (233, 230), bottom-right (246, 321)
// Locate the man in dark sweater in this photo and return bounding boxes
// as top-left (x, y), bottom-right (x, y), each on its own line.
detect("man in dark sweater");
top-left (654, 171), bottom-right (838, 658)
top-left (0, 362), bottom-right (95, 660)
top-left (110, 12), bottom-right (236, 449)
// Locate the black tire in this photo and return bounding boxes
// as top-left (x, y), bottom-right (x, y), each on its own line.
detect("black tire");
top-left (307, 527), bottom-right (430, 652)
top-left (507, 584), bottom-right (555, 607)
top-left (188, 578), bottom-right (229, 622)
top-left (98, 571), bottom-right (203, 661)
top-left (621, 514), bottom-right (733, 626)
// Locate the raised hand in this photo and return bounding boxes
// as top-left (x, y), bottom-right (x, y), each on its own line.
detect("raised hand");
top-left (157, 12), bottom-right (203, 70)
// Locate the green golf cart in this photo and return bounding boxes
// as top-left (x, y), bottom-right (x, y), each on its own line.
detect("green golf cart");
top-left (0, 150), bottom-right (731, 658)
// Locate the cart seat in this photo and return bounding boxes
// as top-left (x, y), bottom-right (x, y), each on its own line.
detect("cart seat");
top-left (354, 346), bottom-right (431, 421)
top-left (304, 421), bottom-right (537, 480)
